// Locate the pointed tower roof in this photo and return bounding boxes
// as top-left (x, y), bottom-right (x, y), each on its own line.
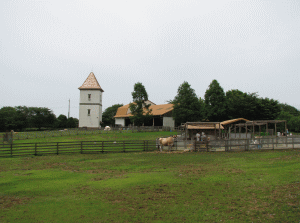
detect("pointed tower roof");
top-left (78, 72), bottom-right (104, 92)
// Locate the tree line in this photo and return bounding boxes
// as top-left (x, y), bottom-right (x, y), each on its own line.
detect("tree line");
top-left (0, 106), bottom-right (78, 132)
top-left (3, 80), bottom-right (299, 132)
top-left (102, 80), bottom-right (300, 132)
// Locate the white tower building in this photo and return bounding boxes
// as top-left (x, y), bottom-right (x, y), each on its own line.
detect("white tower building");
top-left (78, 72), bottom-right (104, 128)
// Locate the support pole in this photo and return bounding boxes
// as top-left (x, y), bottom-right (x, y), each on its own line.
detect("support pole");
top-left (234, 124), bottom-right (236, 138)
top-left (215, 124), bottom-right (217, 140)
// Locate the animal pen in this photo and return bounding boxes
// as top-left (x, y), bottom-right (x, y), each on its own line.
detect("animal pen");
top-left (172, 120), bottom-right (298, 151)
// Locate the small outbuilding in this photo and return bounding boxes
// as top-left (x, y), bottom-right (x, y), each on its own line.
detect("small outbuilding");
top-left (184, 122), bottom-right (224, 140)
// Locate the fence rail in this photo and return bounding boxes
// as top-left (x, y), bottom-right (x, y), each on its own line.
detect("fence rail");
top-left (0, 140), bottom-right (156, 157)
top-left (190, 136), bottom-right (300, 152)
top-left (2, 136), bottom-right (300, 157)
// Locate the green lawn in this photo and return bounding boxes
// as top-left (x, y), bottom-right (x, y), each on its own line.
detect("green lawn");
top-left (12, 131), bottom-right (177, 144)
top-left (1, 149), bottom-right (300, 222)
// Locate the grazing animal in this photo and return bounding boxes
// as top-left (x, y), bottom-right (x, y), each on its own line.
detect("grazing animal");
top-left (158, 136), bottom-right (175, 152)
top-left (104, 126), bottom-right (111, 131)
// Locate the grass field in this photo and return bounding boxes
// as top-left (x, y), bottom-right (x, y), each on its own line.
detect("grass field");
top-left (11, 131), bottom-right (177, 144)
top-left (1, 148), bottom-right (300, 222)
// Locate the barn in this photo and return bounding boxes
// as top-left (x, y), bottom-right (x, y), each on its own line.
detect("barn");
top-left (114, 101), bottom-right (175, 128)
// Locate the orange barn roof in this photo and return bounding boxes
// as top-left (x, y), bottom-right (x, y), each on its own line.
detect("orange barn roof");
top-left (114, 103), bottom-right (173, 118)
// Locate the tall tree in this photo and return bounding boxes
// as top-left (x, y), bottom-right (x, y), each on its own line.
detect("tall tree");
top-left (204, 80), bottom-right (226, 121)
top-left (56, 114), bottom-right (68, 128)
top-left (28, 107), bottom-right (56, 130)
top-left (226, 90), bottom-right (280, 121)
top-left (66, 117), bottom-right (79, 128)
top-left (129, 82), bottom-right (152, 127)
top-left (0, 107), bottom-right (18, 132)
top-left (102, 104), bottom-right (123, 126)
top-left (277, 103), bottom-right (300, 132)
top-left (279, 103), bottom-right (300, 116)
top-left (15, 106), bottom-right (30, 130)
top-left (172, 81), bottom-right (203, 125)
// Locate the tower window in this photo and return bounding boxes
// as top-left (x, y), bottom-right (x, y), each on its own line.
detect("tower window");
top-left (88, 109), bottom-right (91, 116)
top-left (88, 94), bottom-right (91, 101)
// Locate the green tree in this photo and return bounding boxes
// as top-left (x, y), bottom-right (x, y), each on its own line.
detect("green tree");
top-left (226, 90), bottom-right (280, 121)
top-left (28, 107), bottom-right (56, 130)
top-left (66, 117), bottom-right (79, 128)
top-left (226, 89), bottom-right (248, 119)
top-left (204, 80), bottom-right (226, 121)
top-left (129, 82), bottom-right (152, 127)
top-left (15, 106), bottom-right (30, 130)
top-left (102, 104), bottom-right (123, 126)
top-left (279, 103), bottom-right (300, 116)
top-left (56, 114), bottom-right (68, 128)
top-left (256, 97), bottom-right (280, 120)
top-left (172, 81), bottom-right (203, 125)
top-left (0, 107), bottom-right (18, 132)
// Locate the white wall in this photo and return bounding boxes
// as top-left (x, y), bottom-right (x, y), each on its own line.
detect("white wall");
top-left (79, 89), bottom-right (102, 128)
top-left (80, 90), bottom-right (102, 105)
top-left (163, 117), bottom-right (175, 128)
top-left (115, 118), bottom-right (125, 126)
top-left (79, 105), bottom-right (101, 128)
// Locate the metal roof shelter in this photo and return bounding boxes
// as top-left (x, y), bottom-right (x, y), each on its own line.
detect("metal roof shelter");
top-left (231, 120), bottom-right (287, 138)
top-left (183, 122), bottom-right (223, 143)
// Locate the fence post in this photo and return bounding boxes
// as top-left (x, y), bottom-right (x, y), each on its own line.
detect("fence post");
top-left (35, 143), bottom-right (37, 156)
top-left (143, 141), bottom-right (145, 151)
top-left (10, 143), bottom-right (13, 156)
top-left (272, 137), bottom-right (274, 150)
top-left (292, 136), bottom-right (294, 149)
top-left (123, 141), bottom-right (125, 153)
top-left (102, 141), bottom-right (104, 153)
top-left (81, 142), bottom-right (83, 154)
top-left (57, 142), bottom-right (59, 155)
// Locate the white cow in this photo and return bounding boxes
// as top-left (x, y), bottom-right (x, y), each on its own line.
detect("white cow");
top-left (104, 126), bottom-right (111, 131)
top-left (158, 136), bottom-right (175, 152)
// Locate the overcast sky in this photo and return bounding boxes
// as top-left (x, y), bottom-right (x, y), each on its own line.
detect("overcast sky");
top-left (1, 0), bottom-right (300, 118)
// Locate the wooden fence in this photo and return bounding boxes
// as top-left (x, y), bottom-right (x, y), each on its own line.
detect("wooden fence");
top-left (0, 140), bottom-right (157, 157)
top-left (191, 136), bottom-right (300, 152)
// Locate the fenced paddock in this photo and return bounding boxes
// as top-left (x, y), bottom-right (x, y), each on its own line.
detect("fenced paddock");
top-left (4, 127), bottom-right (178, 141)
top-left (174, 135), bottom-right (300, 152)
top-left (0, 140), bottom-right (156, 157)
top-left (1, 136), bottom-right (300, 157)
top-left (192, 136), bottom-right (300, 152)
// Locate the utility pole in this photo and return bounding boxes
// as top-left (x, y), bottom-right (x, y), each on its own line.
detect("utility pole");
top-left (68, 99), bottom-right (70, 119)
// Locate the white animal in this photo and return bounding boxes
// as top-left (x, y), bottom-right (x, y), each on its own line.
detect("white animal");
top-left (104, 126), bottom-right (111, 131)
top-left (158, 136), bottom-right (175, 152)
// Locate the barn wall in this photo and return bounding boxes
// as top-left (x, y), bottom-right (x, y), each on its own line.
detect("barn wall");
top-left (115, 118), bottom-right (125, 126)
top-left (163, 117), bottom-right (175, 127)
